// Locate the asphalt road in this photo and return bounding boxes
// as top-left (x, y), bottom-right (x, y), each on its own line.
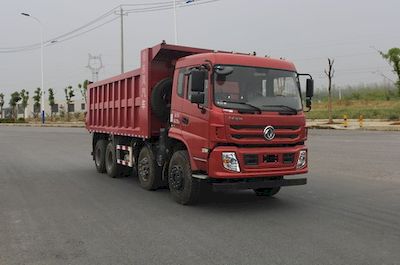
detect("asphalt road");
top-left (0, 127), bottom-right (399, 265)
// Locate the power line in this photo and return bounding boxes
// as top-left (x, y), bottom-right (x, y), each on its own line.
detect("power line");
top-left (124, 0), bottom-right (220, 13)
top-left (122, 1), bottom-right (175, 6)
top-left (0, 16), bottom-right (120, 53)
top-left (51, 17), bottom-right (120, 45)
top-left (0, 5), bottom-right (119, 52)
top-left (0, 0), bottom-right (220, 53)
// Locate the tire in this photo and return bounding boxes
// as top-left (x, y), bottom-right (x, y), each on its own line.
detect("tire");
top-left (168, 150), bottom-right (201, 205)
top-left (151, 78), bottom-right (172, 121)
top-left (94, 140), bottom-right (107, 173)
top-left (138, 146), bottom-right (161, 190)
top-left (105, 142), bottom-right (121, 178)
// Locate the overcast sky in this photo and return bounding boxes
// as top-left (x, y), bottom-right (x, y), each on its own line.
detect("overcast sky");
top-left (0, 0), bottom-right (399, 101)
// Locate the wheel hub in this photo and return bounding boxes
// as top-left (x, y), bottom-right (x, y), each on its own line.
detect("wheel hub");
top-left (170, 165), bottom-right (184, 191)
top-left (139, 158), bottom-right (150, 182)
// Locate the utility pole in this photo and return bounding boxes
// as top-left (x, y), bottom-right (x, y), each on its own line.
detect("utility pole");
top-left (87, 54), bottom-right (104, 82)
top-left (120, 6), bottom-right (125, 73)
top-left (173, 0), bottom-right (178, 44)
top-left (115, 7), bottom-right (127, 73)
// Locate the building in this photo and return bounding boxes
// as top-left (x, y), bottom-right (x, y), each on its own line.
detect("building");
top-left (0, 108), bottom-right (13, 119)
top-left (14, 99), bottom-right (87, 119)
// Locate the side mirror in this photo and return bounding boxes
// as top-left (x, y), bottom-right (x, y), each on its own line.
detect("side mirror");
top-left (190, 70), bottom-right (206, 92)
top-left (306, 98), bottom-right (312, 109)
top-left (306, 79), bottom-right (314, 98)
top-left (191, 93), bottom-right (205, 104)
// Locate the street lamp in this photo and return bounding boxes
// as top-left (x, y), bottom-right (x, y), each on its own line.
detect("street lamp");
top-left (21, 12), bottom-right (45, 124)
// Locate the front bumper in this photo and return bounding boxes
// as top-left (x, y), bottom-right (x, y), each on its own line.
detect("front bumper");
top-left (211, 177), bottom-right (307, 191)
top-left (208, 145), bottom-right (308, 179)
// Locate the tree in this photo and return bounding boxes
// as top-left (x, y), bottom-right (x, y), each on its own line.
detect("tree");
top-left (20, 89), bottom-right (29, 120)
top-left (78, 83), bottom-right (82, 98)
top-left (9, 92), bottom-right (21, 121)
top-left (64, 86), bottom-right (75, 121)
top-left (324, 58), bottom-right (335, 124)
top-left (380, 48), bottom-right (400, 96)
top-left (48, 88), bottom-right (55, 120)
top-left (78, 80), bottom-right (89, 104)
top-left (33, 87), bottom-right (41, 118)
top-left (83, 80), bottom-right (89, 101)
top-left (0, 93), bottom-right (4, 119)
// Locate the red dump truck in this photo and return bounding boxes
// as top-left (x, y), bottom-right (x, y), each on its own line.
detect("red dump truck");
top-left (86, 42), bottom-right (314, 204)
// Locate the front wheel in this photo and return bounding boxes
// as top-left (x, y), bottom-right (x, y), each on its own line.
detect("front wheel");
top-left (168, 150), bottom-right (200, 205)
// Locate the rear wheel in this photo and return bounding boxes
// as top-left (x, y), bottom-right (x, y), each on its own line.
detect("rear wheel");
top-left (94, 140), bottom-right (107, 173)
top-left (138, 146), bottom-right (161, 190)
top-left (168, 150), bottom-right (200, 205)
top-left (105, 142), bottom-right (121, 178)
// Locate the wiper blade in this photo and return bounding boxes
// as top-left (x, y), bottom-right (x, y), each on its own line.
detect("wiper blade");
top-left (220, 100), bottom-right (262, 114)
top-left (262, 105), bottom-right (298, 114)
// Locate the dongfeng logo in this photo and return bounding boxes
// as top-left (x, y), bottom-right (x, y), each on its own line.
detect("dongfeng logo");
top-left (263, 126), bottom-right (275, 140)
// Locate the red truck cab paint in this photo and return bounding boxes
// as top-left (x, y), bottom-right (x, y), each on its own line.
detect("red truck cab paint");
top-left (86, 42), bottom-right (314, 205)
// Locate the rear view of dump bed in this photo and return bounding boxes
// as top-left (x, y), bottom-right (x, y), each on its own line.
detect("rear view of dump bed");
top-left (86, 43), bottom-right (212, 138)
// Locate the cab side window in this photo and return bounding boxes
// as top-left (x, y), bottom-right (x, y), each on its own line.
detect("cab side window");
top-left (177, 69), bottom-right (185, 98)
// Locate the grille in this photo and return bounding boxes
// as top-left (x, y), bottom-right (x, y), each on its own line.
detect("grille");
top-left (264, 154), bottom-right (278, 163)
top-left (230, 124), bottom-right (300, 141)
top-left (283, 153), bottom-right (295, 164)
top-left (243, 154), bottom-right (259, 166)
top-left (231, 134), bottom-right (298, 140)
top-left (231, 125), bottom-right (300, 130)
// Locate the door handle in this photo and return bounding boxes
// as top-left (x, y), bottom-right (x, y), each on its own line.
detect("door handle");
top-left (181, 116), bottom-right (189, 125)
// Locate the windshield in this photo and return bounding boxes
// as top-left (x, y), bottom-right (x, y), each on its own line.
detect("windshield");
top-left (213, 65), bottom-right (302, 113)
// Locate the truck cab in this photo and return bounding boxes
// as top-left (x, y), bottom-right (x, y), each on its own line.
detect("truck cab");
top-left (168, 52), bottom-right (312, 187)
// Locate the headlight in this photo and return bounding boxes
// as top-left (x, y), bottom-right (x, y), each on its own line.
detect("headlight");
top-left (296, 150), bottom-right (307, 169)
top-left (222, 152), bottom-right (240, 172)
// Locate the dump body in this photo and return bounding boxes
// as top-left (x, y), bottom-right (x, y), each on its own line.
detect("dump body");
top-left (86, 43), bottom-right (212, 137)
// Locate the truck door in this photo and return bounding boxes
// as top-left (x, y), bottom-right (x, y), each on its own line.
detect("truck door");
top-left (180, 68), bottom-right (210, 170)
top-left (170, 68), bottom-right (186, 134)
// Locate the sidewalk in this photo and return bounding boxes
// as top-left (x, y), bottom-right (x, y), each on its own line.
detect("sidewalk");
top-left (307, 119), bottom-right (400, 131)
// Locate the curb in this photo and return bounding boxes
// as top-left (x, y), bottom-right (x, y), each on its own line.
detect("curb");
top-left (0, 123), bottom-right (85, 128)
top-left (307, 124), bottom-right (400, 131)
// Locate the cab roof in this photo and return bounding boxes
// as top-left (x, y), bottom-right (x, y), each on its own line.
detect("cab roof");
top-left (176, 52), bottom-right (297, 72)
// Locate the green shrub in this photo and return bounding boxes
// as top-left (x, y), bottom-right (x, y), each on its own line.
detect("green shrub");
top-left (0, 118), bottom-right (26, 123)
top-left (388, 114), bottom-right (400, 121)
